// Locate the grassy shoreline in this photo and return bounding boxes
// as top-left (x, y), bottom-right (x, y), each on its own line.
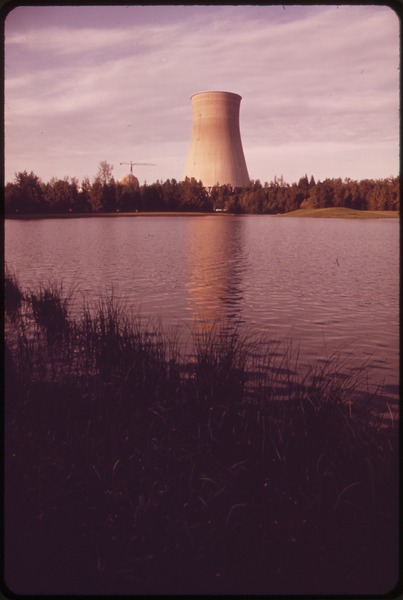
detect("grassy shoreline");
top-left (5, 211), bottom-right (225, 219)
top-left (5, 207), bottom-right (399, 219)
top-left (4, 272), bottom-right (399, 595)
top-left (279, 207), bottom-right (399, 219)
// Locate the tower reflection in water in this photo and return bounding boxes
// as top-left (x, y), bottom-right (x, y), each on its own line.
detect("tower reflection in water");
top-left (184, 215), bottom-right (247, 341)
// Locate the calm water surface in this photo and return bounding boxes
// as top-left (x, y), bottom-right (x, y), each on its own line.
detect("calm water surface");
top-left (5, 215), bottom-right (399, 409)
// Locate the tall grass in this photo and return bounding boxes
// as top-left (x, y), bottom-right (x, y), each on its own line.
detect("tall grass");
top-left (4, 272), bottom-right (399, 595)
top-left (4, 266), bottom-right (24, 317)
top-left (29, 281), bottom-right (71, 342)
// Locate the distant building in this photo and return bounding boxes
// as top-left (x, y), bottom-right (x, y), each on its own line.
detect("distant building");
top-left (183, 91), bottom-right (250, 188)
top-left (118, 173), bottom-right (140, 190)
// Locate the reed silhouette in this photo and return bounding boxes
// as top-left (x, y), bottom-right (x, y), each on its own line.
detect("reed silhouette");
top-left (4, 271), bottom-right (399, 595)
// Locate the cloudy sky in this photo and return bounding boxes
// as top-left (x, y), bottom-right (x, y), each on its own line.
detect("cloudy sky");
top-left (5, 4), bottom-right (400, 186)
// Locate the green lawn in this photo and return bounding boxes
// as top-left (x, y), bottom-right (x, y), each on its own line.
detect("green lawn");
top-left (280, 207), bottom-right (399, 219)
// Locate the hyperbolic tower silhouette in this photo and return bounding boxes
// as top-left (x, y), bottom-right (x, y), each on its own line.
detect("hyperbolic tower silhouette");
top-left (183, 91), bottom-right (250, 188)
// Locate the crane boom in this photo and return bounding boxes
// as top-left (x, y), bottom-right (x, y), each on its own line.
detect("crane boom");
top-left (120, 161), bottom-right (156, 174)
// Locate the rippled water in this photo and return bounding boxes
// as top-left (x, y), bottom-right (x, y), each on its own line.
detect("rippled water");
top-left (5, 214), bottom-right (399, 410)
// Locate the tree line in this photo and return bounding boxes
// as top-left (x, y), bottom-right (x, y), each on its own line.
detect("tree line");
top-left (4, 162), bottom-right (399, 215)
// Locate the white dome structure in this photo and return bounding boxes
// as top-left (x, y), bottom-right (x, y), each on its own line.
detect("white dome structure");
top-left (118, 173), bottom-right (140, 190)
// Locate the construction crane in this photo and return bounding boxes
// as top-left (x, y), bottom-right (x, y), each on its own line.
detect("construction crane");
top-left (120, 161), bottom-right (156, 175)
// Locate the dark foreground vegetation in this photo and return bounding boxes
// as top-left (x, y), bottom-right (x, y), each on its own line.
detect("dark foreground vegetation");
top-left (4, 163), bottom-right (400, 215)
top-left (4, 269), bottom-right (399, 595)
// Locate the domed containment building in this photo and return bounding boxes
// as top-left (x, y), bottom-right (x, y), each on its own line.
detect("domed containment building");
top-left (118, 173), bottom-right (140, 190)
top-left (183, 91), bottom-right (250, 188)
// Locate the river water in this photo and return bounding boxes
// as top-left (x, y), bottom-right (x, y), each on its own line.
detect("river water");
top-left (5, 214), bottom-right (399, 414)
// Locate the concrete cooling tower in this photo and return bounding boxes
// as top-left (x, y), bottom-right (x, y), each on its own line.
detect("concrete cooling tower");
top-left (183, 91), bottom-right (250, 188)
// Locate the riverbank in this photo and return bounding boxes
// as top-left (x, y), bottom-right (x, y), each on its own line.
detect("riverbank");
top-left (5, 207), bottom-right (399, 219)
top-left (5, 211), bottom-right (215, 219)
top-left (4, 271), bottom-right (399, 595)
top-left (279, 207), bottom-right (399, 219)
